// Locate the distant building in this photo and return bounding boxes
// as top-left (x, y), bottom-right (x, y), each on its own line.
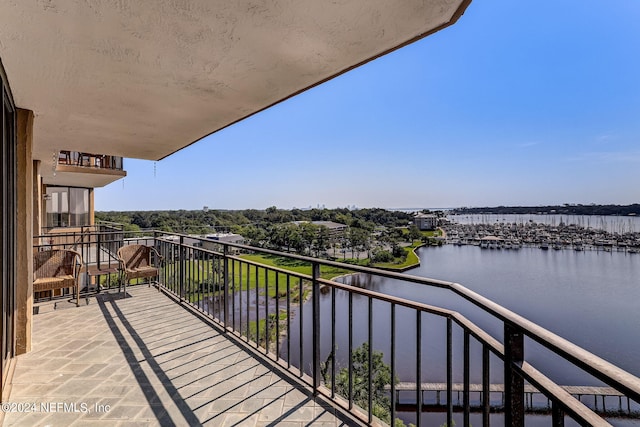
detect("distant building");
top-left (201, 233), bottom-right (245, 253)
top-left (157, 233), bottom-right (245, 255)
top-left (414, 213), bottom-right (438, 231)
top-left (202, 233), bottom-right (245, 245)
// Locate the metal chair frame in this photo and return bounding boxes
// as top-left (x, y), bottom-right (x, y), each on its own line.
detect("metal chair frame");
top-left (117, 244), bottom-right (163, 297)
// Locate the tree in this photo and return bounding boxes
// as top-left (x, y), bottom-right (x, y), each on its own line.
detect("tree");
top-left (348, 227), bottom-right (370, 259)
top-left (313, 225), bottom-right (330, 257)
top-left (392, 245), bottom-right (407, 260)
top-left (270, 223), bottom-right (302, 253)
top-left (242, 225), bottom-right (267, 247)
top-left (322, 342), bottom-right (395, 424)
top-left (299, 222), bottom-right (318, 255)
top-left (372, 249), bottom-right (394, 263)
top-left (408, 225), bottom-right (422, 242)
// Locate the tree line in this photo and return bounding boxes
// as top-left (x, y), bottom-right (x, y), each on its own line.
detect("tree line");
top-left (96, 206), bottom-right (417, 233)
top-left (96, 207), bottom-right (439, 260)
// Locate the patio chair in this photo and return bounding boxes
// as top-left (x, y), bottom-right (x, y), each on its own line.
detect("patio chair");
top-left (117, 244), bottom-right (163, 297)
top-left (33, 249), bottom-right (83, 307)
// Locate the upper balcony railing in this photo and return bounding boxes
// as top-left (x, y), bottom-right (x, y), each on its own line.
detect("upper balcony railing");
top-left (32, 229), bottom-right (640, 427)
top-left (57, 150), bottom-right (124, 171)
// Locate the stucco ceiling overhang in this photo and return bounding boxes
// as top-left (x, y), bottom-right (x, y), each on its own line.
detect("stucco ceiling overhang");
top-left (46, 168), bottom-right (127, 188)
top-left (0, 0), bottom-right (470, 165)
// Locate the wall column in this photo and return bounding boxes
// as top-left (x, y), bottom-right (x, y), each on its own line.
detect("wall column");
top-left (15, 109), bottom-right (34, 355)
top-left (89, 188), bottom-right (95, 225)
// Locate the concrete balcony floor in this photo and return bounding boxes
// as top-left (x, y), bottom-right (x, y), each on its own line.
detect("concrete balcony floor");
top-left (4, 286), bottom-right (353, 426)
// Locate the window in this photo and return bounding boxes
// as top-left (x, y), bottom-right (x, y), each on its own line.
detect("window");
top-left (46, 187), bottom-right (89, 227)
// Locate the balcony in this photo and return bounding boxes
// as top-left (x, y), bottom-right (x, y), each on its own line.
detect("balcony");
top-left (45, 151), bottom-right (126, 188)
top-left (16, 230), bottom-right (640, 426)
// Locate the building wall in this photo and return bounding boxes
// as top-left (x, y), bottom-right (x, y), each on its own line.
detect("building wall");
top-left (15, 109), bottom-right (33, 356)
top-left (414, 215), bottom-right (437, 231)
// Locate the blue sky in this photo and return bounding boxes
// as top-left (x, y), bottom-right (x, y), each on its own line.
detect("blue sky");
top-left (96, 0), bottom-right (640, 211)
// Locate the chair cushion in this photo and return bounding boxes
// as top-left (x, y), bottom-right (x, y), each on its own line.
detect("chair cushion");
top-left (33, 275), bottom-right (75, 292)
top-left (125, 266), bottom-right (159, 280)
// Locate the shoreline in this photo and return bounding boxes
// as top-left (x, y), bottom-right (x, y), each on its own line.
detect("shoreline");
top-left (368, 242), bottom-right (425, 272)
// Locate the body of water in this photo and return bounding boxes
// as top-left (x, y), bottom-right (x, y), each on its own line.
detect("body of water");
top-left (280, 244), bottom-right (639, 425)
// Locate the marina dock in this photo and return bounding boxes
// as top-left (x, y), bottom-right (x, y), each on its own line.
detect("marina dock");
top-left (442, 218), bottom-right (640, 252)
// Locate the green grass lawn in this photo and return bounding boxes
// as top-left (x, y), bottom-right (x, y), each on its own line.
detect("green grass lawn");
top-left (240, 254), bottom-right (353, 280)
top-left (236, 254), bottom-right (355, 297)
top-left (371, 242), bottom-right (423, 270)
top-left (422, 229), bottom-right (440, 237)
top-left (162, 253), bottom-right (355, 301)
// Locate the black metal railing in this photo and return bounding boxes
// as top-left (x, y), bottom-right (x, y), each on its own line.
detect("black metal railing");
top-left (34, 226), bottom-right (150, 294)
top-left (150, 231), bottom-right (640, 427)
top-left (32, 229), bottom-right (640, 426)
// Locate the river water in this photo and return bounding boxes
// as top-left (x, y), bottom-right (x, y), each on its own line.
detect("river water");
top-left (280, 244), bottom-right (640, 426)
top-left (406, 245), bottom-right (639, 376)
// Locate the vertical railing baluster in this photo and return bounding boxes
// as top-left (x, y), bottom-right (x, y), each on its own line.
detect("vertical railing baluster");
top-left (447, 318), bottom-right (453, 427)
top-left (212, 251), bottom-right (215, 314)
top-left (464, 330), bottom-right (470, 426)
top-left (97, 230), bottom-right (102, 270)
top-left (299, 277), bottom-right (304, 378)
top-left (505, 323), bottom-right (525, 427)
top-left (155, 231), bottom-right (162, 291)
top-left (223, 245), bottom-right (229, 330)
top-left (368, 296), bottom-right (373, 424)
top-left (265, 267), bottom-right (269, 353)
top-left (312, 262), bottom-right (320, 394)
top-left (169, 240), bottom-right (174, 294)
top-left (200, 250), bottom-right (204, 308)
top-left (214, 253), bottom-right (219, 316)
top-left (483, 344), bottom-right (490, 427)
top-left (213, 251), bottom-right (218, 317)
top-left (275, 272), bottom-right (280, 360)
top-left (238, 260), bottom-right (243, 334)
top-left (198, 249), bottom-right (202, 310)
top-left (231, 255), bottom-right (236, 331)
top-left (416, 310), bottom-right (422, 427)
top-left (246, 263), bottom-right (250, 342)
top-left (391, 303), bottom-right (396, 427)
top-left (331, 284), bottom-right (336, 398)
top-left (179, 235), bottom-right (185, 302)
top-left (190, 247), bottom-right (194, 304)
top-left (255, 265), bottom-right (260, 348)
top-left (348, 291), bottom-right (353, 409)
top-left (552, 402), bottom-right (564, 427)
top-left (286, 274), bottom-right (291, 369)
